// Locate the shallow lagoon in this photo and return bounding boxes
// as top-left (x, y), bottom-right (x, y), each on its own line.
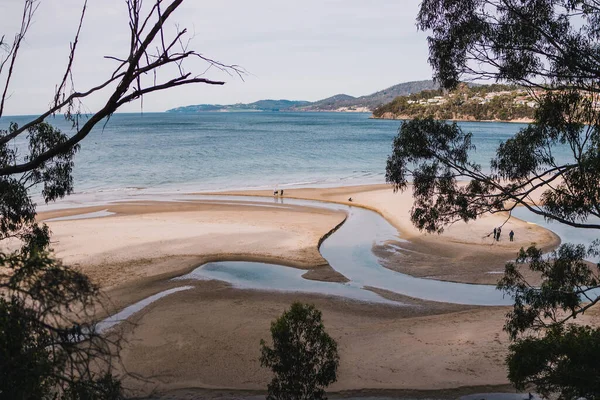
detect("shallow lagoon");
top-left (176, 199), bottom-right (513, 306)
top-left (93, 196), bottom-right (599, 331)
top-left (96, 195), bottom-right (518, 332)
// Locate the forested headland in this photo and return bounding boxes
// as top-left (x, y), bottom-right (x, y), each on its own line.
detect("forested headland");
top-left (372, 83), bottom-right (538, 122)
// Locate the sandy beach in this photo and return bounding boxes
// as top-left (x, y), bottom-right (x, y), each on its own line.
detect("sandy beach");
top-left (36, 184), bottom-right (563, 397)
top-left (216, 185), bottom-right (560, 285)
top-left (39, 200), bottom-right (347, 289)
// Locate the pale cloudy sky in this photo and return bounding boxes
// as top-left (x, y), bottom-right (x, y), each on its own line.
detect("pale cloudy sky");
top-left (0, 0), bottom-right (432, 115)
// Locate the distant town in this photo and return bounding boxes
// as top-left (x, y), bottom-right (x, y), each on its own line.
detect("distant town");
top-left (372, 83), bottom-right (540, 122)
top-left (166, 80), bottom-right (440, 113)
top-left (167, 80), bottom-right (551, 123)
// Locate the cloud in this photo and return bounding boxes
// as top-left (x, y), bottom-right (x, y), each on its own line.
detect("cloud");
top-left (0, 0), bottom-right (431, 115)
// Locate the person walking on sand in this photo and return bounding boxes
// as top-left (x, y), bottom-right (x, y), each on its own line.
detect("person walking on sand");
top-left (509, 230), bottom-right (514, 242)
top-left (493, 227), bottom-right (497, 240)
top-left (497, 227), bottom-right (502, 241)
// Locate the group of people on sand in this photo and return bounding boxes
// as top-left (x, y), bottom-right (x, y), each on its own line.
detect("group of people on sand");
top-left (492, 227), bottom-right (515, 242)
top-left (273, 189), bottom-right (284, 196)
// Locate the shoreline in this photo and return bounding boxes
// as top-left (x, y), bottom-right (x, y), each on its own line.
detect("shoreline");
top-left (209, 185), bottom-right (560, 285)
top-left (37, 183), bottom-right (562, 310)
top-left (38, 183), bottom-right (561, 289)
top-left (370, 114), bottom-right (534, 124)
top-left (35, 183), bottom-right (564, 397)
top-left (38, 199), bottom-right (349, 289)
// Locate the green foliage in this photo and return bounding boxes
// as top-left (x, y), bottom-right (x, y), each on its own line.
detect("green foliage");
top-left (387, 119), bottom-right (600, 400)
top-left (417, 0), bottom-right (600, 90)
top-left (26, 121), bottom-right (80, 203)
top-left (0, 251), bottom-right (122, 399)
top-left (373, 84), bottom-right (535, 121)
top-left (0, 123), bottom-right (120, 399)
top-left (0, 122), bottom-right (78, 252)
top-left (1, 0), bottom-right (233, 396)
top-left (63, 374), bottom-right (124, 400)
top-left (386, 117), bottom-right (501, 233)
top-left (507, 325), bottom-right (600, 400)
top-left (0, 121), bottom-right (113, 398)
top-left (386, 107), bottom-right (600, 231)
top-left (0, 74), bottom-right (126, 400)
top-left (498, 243), bottom-right (600, 340)
top-left (497, 243), bottom-right (600, 400)
top-left (260, 302), bottom-right (339, 400)
top-left (386, 1), bottom-right (600, 397)
top-left (0, 297), bottom-right (55, 398)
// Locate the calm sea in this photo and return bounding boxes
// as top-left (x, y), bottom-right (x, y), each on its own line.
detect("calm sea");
top-left (4, 111), bottom-right (597, 252)
top-left (0, 112), bottom-right (568, 196)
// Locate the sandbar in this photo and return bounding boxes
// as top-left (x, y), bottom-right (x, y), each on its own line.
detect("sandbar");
top-left (33, 184), bottom-right (565, 397)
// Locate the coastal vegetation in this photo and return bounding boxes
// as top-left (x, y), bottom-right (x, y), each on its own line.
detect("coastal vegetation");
top-left (0, 0), bottom-right (238, 397)
top-left (260, 302), bottom-right (339, 400)
top-left (386, 0), bottom-right (600, 398)
top-left (5, 0), bottom-right (600, 398)
top-left (373, 83), bottom-right (537, 122)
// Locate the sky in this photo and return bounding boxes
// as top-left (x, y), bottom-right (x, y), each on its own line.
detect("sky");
top-left (0, 0), bottom-right (433, 115)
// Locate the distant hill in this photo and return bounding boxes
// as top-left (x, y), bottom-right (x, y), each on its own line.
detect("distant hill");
top-left (246, 99), bottom-right (311, 111)
top-left (372, 83), bottom-right (537, 122)
top-left (168, 99), bottom-right (310, 113)
top-left (299, 94), bottom-right (357, 110)
top-left (293, 80), bottom-right (440, 111)
top-left (358, 80), bottom-right (441, 108)
top-left (165, 80), bottom-right (439, 113)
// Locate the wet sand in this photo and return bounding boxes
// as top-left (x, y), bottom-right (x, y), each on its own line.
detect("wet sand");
top-left (34, 184), bottom-right (563, 397)
top-left (215, 185), bottom-right (560, 285)
top-left (115, 286), bottom-right (509, 394)
top-left (39, 200), bottom-right (347, 289)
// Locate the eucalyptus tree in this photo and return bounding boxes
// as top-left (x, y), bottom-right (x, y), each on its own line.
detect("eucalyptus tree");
top-left (260, 303), bottom-right (339, 400)
top-left (386, 1), bottom-right (600, 398)
top-left (0, 0), bottom-right (239, 397)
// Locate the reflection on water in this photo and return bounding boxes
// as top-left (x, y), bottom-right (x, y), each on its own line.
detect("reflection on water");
top-left (175, 261), bottom-right (400, 305)
top-left (101, 197), bottom-right (571, 332)
top-left (320, 206), bottom-right (513, 305)
top-left (175, 196), bottom-right (514, 306)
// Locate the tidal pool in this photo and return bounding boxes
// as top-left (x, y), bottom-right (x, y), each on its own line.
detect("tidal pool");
top-left (95, 286), bottom-right (193, 333)
top-left (99, 195), bottom-right (557, 332)
top-left (45, 209), bottom-right (116, 222)
top-left (175, 196), bottom-right (514, 306)
top-left (175, 261), bottom-right (400, 305)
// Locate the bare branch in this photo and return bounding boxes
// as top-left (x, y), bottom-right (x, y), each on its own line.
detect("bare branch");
top-left (53, 0), bottom-right (88, 109)
top-left (0, 0), bottom-right (241, 176)
top-left (0, 0), bottom-right (39, 118)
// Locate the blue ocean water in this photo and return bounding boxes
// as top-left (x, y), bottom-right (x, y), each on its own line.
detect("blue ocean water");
top-left (0, 112), bottom-right (569, 195)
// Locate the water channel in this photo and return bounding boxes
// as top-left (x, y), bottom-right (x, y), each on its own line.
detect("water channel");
top-left (73, 194), bottom-right (598, 332)
top-left (92, 195), bottom-right (532, 333)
